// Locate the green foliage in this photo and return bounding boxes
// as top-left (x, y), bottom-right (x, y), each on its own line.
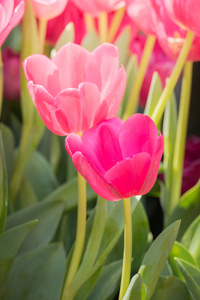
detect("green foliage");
top-left (122, 274), bottom-right (147, 300)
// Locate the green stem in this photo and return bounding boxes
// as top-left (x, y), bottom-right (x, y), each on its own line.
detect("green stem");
top-left (108, 6), bottom-right (126, 42)
top-left (119, 198), bottom-right (132, 300)
top-left (0, 48), bottom-right (3, 118)
top-left (170, 62), bottom-right (193, 213)
top-left (63, 172), bottom-right (87, 291)
top-left (151, 31), bottom-right (194, 125)
top-left (98, 12), bottom-right (108, 43)
top-left (123, 35), bottom-right (156, 121)
top-left (38, 18), bottom-right (47, 54)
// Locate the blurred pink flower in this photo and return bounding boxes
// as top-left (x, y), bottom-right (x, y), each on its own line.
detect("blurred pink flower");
top-left (71, 0), bottom-right (125, 17)
top-left (0, 0), bottom-right (25, 47)
top-left (23, 42), bottom-right (126, 135)
top-left (182, 136), bottom-right (200, 195)
top-left (2, 48), bottom-right (20, 100)
top-left (125, 0), bottom-right (156, 35)
top-left (46, 1), bottom-right (86, 45)
top-left (31, 0), bottom-right (68, 20)
top-left (164, 0), bottom-right (200, 37)
top-left (130, 34), bottom-right (175, 107)
top-left (66, 114), bottom-right (164, 201)
top-left (151, 0), bottom-right (200, 61)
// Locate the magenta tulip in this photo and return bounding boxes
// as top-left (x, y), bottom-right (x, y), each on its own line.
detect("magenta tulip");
top-left (71, 0), bottom-right (125, 17)
top-left (31, 0), bottom-right (68, 20)
top-left (23, 42), bottom-right (126, 135)
top-left (0, 0), bottom-right (25, 47)
top-left (151, 0), bottom-right (200, 61)
top-left (125, 0), bottom-right (156, 35)
top-left (65, 114), bottom-right (164, 201)
top-left (164, 0), bottom-right (200, 37)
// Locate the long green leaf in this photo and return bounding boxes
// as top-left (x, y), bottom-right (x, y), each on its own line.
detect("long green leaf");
top-left (0, 131), bottom-right (8, 233)
top-left (122, 274), bottom-right (147, 300)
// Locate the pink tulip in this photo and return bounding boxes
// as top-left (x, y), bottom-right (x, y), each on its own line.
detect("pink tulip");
top-left (125, 0), bottom-right (156, 35)
top-left (130, 34), bottom-right (175, 107)
top-left (46, 1), bottom-right (86, 45)
top-left (151, 0), bottom-right (200, 61)
top-left (2, 48), bottom-right (20, 100)
top-left (31, 0), bottom-right (68, 20)
top-left (71, 0), bottom-right (126, 17)
top-left (65, 114), bottom-right (164, 201)
top-left (23, 42), bottom-right (126, 135)
top-left (0, 0), bottom-right (25, 47)
top-left (164, 0), bottom-right (200, 37)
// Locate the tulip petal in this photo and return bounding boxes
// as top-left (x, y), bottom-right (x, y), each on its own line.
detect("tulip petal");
top-left (104, 153), bottom-right (152, 198)
top-left (72, 152), bottom-right (122, 201)
top-left (53, 43), bottom-right (90, 90)
top-left (119, 114), bottom-right (159, 158)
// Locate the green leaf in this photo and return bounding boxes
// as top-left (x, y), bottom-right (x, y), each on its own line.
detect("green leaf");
top-left (188, 224), bottom-right (200, 268)
top-left (54, 22), bottom-right (75, 52)
top-left (44, 177), bottom-right (96, 212)
top-left (139, 221), bottom-right (180, 300)
top-left (3, 243), bottom-right (65, 300)
top-left (0, 131), bottom-right (8, 233)
top-left (181, 215), bottom-right (200, 249)
top-left (0, 220), bottom-right (37, 297)
top-left (169, 241), bottom-right (197, 279)
top-left (114, 27), bottom-right (131, 66)
top-left (24, 151), bottom-right (58, 201)
top-left (0, 123), bottom-right (15, 181)
top-left (161, 92), bottom-right (177, 218)
top-left (144, 72), bottom-right (163, 117)
top-left (6, 200), bottom-right (64, 252)
top-left (81, 30), bottom-right (100, 51)
top-left (122, 274), bottom-right (147, 300)
top-left (167, 181), bottom-right (200, 240)
top-left (151, 276), bottom-right (190, 300)
top-left (176, 258), bottom-right (200, 300)
top-left (16, 177), bottom-right (38, 210)
top-left (88, 260), bottom-right (123, 300)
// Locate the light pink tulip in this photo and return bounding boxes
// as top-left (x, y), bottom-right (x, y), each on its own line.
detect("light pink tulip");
top-left (125, 0), bottom-right (156, 35)
top-left (71, 0), bottom-right (126, 17)
top-left (164, 0), bottom-right (200, 37)
top-left (151, 0), bottom-right (200, 61)
top-left (31, 0), bottom-right (68, 20)
top-left (23, 42), bottom-right (126, 135)
top-left (66, 114), bottom-right (164, 201)
top-left (0, 0), bottom-right (25, 47)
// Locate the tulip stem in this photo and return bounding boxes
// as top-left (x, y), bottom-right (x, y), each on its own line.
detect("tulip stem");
top-left (119, 198), bottom-right (132, 300)
top-left (123, 35), bottom-right (156, 121)
top-left (151, 31), bottom-right (194, 126)
top-left (98, 12), bottom-right (108, 43)
top-left (38, 18), bottom-right (47, 54)
top-left (0, 48), bottom-right (3, 119)
top-left (64, 172), bottom-right (87, 289)
top-left (108, 6), bottom-right (126, 42)
top-left (84, 13), bottom-right (96, 33)
top-left (170, 61), bottom-right (193, 213)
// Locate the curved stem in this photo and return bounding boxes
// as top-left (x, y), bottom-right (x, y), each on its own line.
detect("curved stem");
top-left (0, 48), bottom-right (3, 119)
top-left (38, 18), bottom-right (47, 54)
top-left (151, 31), bottom-right (194, 125)
top-left (170, 61), bottom-right (193, 213)
top-left (84, 13), bottom-right (96, 33)
top-left (119, 198), bottom-right (132, 300)
top-left (98, 12), bottom-right (108, 43)
top-left (123, 35), bottom-right (156, 121)
top-left (108, 6), bottom-right (126, 42)
top-left (63, 172), bottom-right (87, 290)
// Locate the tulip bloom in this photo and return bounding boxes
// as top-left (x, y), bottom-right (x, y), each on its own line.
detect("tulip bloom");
top-left (164, 0), bottom-right (200, 37)
top-left (0, 0), bottom-right (25, 47)
top-left (23, 42), bottom-right (126, 135)
top-left (71, 0), bottom-right (125, 17)
top-left (2, 48), bottom-right (20, 100)
top-left (125, 0), bottom-right (156, 35)
top-left (31, 0), bottom-right (68, 20)
top-left (66, 114), bottom-right (164, 201)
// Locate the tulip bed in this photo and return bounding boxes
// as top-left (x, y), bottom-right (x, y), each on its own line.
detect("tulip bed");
top-left (0, 1), bottom-right (200, 300)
